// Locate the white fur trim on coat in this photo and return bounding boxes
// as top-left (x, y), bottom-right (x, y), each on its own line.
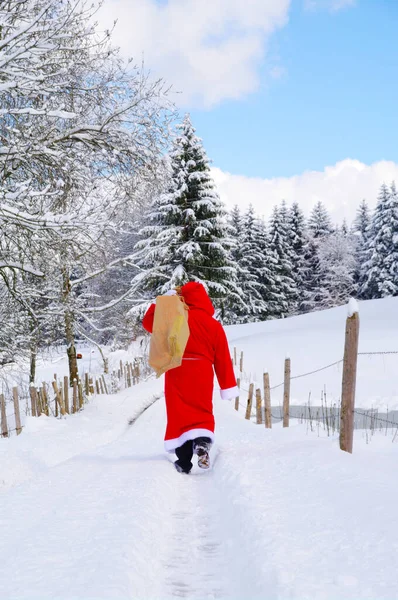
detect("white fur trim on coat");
top-left (220, 386), bottom-right (239, 400)
top-left (164, 428), bottom-right (215, 453)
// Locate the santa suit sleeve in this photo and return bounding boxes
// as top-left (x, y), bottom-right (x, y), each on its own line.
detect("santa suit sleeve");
top-left (214, 324), bottom-right (239, 400)
top-left (142, 304), bottom-right (156, 333)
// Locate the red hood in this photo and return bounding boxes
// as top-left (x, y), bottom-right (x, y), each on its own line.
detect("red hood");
top-left (180, 282), bottom-right (215, 317)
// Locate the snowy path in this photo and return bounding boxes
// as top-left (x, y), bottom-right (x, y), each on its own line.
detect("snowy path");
top-left (162, 459), bottom-right (228, 599)
top-left (1, 383), bottom-right (398, 599)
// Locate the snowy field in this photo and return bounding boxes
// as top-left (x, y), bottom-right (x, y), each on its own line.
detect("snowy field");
top-left (1, 298), bottom-right (398, 599)
top-left (228, 296), bottom-right (398, 411)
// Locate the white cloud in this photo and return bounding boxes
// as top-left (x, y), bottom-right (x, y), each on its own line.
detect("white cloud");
top-left (304, 0), bottom-right (357, 12)
top-left (97, 0), bottom-right (290, 108)
top-left (212, 159), bottom-right (398, 224)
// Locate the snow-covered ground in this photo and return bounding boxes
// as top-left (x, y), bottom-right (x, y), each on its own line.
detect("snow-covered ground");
top-left (1, 298), bottom-right (397, 599)
top-left (1, 382), bottom-right (397, 599)
top-left (227, 296), bottom-right (398, 410)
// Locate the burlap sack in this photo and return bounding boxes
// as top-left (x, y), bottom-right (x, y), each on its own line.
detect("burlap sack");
top-left (148, 295), bottom-right (190, 378)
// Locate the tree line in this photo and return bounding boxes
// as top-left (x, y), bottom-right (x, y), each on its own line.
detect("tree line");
top-left (127, 114), bottom-right (397, 326)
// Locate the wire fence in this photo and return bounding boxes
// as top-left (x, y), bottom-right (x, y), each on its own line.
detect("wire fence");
top-left (234, 347), bottom-right (398, 437)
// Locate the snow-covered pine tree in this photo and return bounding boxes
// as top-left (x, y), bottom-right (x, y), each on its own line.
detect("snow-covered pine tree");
top-left (353, 199), bottom-right (371, 297)
top-left (299, 201), bottom-right (333, 313)
top-left (288, 202), bottom-right (307, 313)
top-left (223, 206), bottom-right (246, 323)
top-left (308, 201), bottom-right (334, 238)
top-left (268, 203), bottom-right (297, 317)
top-left (255, 216), bottom-right (281, 319)
top-left (299, 236), bottom-right (322, 313)
top-left (341, 219), bottom-right (349, 236)
top-left (228, 205), bottom-right (277, 323)
top-left (353, 199), bottom-right (371, 240)
top-left (131, 114), bottom-right (237, 315)
top-left (360, 183), bottom-right (398, 299)
top-left (230, 205), bottom-right (243, 258)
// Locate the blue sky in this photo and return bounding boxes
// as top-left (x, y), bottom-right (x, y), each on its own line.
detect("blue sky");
top-left (99, 0), bottom-right (398, 222)
top-left (191, 0), bottom-right (398, 179)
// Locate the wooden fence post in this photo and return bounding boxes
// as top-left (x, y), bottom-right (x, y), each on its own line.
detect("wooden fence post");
top-left (99, 377), bottom-right (105, 395)
top-left (101, 375), bottom-right (108, 395)
top-left (54, 384), bottom-right (59, 417)
top-left (72, 379), bottom-right (78, 413)
top-left (78, 380), bottom-right (84, 409)
top-left (52, 381), bottom-right (66, 416)
top-left (29, 384), bottom-right (38, 417)
top-left (256, 388), bottom-right (262, 424)
top-left (64, 376), bottom-right (70, 414)
top-left (95, 379), bottom-right (100, 395)
top-left (0, 394), bottom-right (8, 437)
top-left (85, 373), bottom-right (90, 397)
top-left (235, 378), bottom-right (240, 411)
top-left (233, 347), bottom-right (237, 366)
top-left (340, 308), bottom-right (360, 453)
top-left (60, 383), bottom-right (64, 414)
top-left (126, 363), bottom-right (131, 388)
top-left (135, 363), bottom-right (141, 382)
top-left (37, 389), bottom-right (43, 415)
top-left (41, 383), bottom-right (49, 416)
top-left (264, 373), bottom-right (272, 429)
top-left (283, 358), bottom-right (291, 428)
top-left (245, 383), bottom-right (254, 420)
top-left (13, 387), bottom-right (22, 435)
top-left (240, 351), bottom-right (244, 375)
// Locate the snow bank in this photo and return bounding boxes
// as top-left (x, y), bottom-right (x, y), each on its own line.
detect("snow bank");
top-left (0, 378), bottom-right (163, 492)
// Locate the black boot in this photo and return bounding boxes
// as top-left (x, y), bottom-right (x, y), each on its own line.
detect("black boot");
top-left (174, 440), bottom-right (194, 474)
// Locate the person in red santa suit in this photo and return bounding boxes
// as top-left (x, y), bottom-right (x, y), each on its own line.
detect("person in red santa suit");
top-left (142, 281), bottom-right (238, 474)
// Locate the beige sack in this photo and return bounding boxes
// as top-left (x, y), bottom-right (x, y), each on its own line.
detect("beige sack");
top-left (148, 295), bottom-right (190, 378)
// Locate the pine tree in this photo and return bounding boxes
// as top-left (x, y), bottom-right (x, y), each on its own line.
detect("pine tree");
top-left (308, 201), bottom-right (333, 238)
top-left (288, 202), bottom-right (307, 312)
top-left (224, 205), bottom-right (244, 323)
top-left (353, 199), bottom-right (371, 297)
top-left (360, 183), bottom-right (398, 298)
top-left (269, 204), bottom-right (296, 317)
top-left (299, 235), bottom-right (323, 312)
top-left (341, 219), bottom-right (349, 237)
top-left (229, 205), bottom-right (244, 268)
top-left (131, 114), bottom-right (237, 313)
top-left (299, 201), bottom-right (333, 312)
top-left (353, 199), bottom-right (371, 239)
top-left (229, 206), bottom-right (267, 322)
top-left (255, 217), bottom-right (281, 319)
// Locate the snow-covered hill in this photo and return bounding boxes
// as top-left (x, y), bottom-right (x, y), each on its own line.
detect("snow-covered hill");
top-left (227, 296), bottom-right (398, 410)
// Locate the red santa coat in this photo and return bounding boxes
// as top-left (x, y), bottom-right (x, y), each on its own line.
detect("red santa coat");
top-left (142, 282), bottom-right (238, 452)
